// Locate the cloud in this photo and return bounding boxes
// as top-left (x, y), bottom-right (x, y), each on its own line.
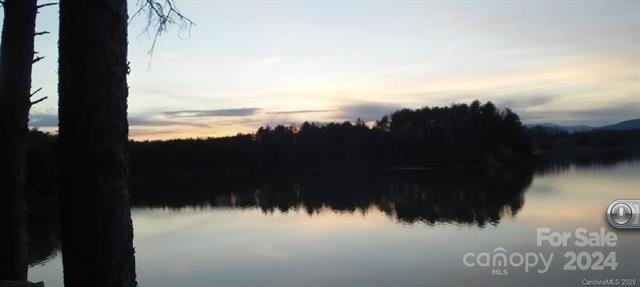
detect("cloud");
top-left (128, 128), bottom-right (181, 138)
top-left (266, 109), bottom-right (331, 115)
top-left (498, 95), bottom-right (554, 110)
top-left (335, 101), bottom-right (401, 121)
top-left (248, 57), bottom-right (279, 67)
top-left (129, 116), bottom-right (210, 128)
top-left (163, 108), bottom-right (261, 118)
top-left (29, 113), bottom-right (211, 129)
top-left (255, 248), bottom-right (290, 261)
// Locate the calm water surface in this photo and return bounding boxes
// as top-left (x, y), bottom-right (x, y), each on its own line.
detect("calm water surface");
top-left (28, 161), bottom-right (640, 286)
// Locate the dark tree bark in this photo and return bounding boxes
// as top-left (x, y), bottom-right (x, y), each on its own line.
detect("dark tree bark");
top-left (58, 0), bottom-right (136, 286)
top-left (0, 0), bottom-right (38, 281)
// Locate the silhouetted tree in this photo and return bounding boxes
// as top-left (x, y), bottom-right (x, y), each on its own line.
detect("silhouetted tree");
top-left (58, 0), bottom-right (193, 286)
top-left (0, 0), bottom-right (47, 280)
top-left (57, 0), bottom-right (136, 286)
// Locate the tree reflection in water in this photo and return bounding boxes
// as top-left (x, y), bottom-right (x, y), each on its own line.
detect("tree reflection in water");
top-left (130, 168), bottom-right (533, 227)
top-left (27, 168), bottom-right (536, 267)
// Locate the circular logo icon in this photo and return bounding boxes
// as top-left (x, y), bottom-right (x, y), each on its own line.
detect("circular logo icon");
top-left (610, 203), bottom-right (633, 225)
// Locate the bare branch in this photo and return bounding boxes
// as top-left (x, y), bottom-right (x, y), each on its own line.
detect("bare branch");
top-left (35, 31), bottom-right (50, 36)
top-left (36, 2), bottom-right (57, 9)
top-left (131, 0), bottom-right (195, 56)
top-left (30, 96), bottom-right (48, 106)
top-left (30, 87), bottom-right (43, 97)
top-left (33, 56), bottom-right (45, 63)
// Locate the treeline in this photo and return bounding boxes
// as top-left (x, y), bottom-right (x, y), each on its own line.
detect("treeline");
top-left (527, 126), bottom-right (640, 172)
top-left (129, 100), bottom-right (532, 174)
top-left (527, 126), bottom-right (640, 151)
top-left (26, 101), bottom-right (640, 180)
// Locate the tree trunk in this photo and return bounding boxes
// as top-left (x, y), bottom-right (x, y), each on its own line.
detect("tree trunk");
top-left (58, 0), bottom-right (136, 286)
top-left (0, 0), bottom-right (37, 281)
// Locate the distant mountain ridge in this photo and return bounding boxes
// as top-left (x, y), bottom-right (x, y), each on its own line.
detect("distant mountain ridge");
top-left (525, 118), bottom-right (640, 133)
top-left (599, 119), bottom-right (640, 131)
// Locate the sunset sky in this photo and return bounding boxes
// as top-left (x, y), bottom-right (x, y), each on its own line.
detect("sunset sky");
top-left (15, 1), bottom-right (640, 140)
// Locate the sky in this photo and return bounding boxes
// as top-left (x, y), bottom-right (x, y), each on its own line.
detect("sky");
top-left (8, 0), bottom-right (640, 140)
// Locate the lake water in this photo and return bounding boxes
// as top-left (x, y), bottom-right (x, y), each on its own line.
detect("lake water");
top-left (28, 160), bottom-right (640, 286)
